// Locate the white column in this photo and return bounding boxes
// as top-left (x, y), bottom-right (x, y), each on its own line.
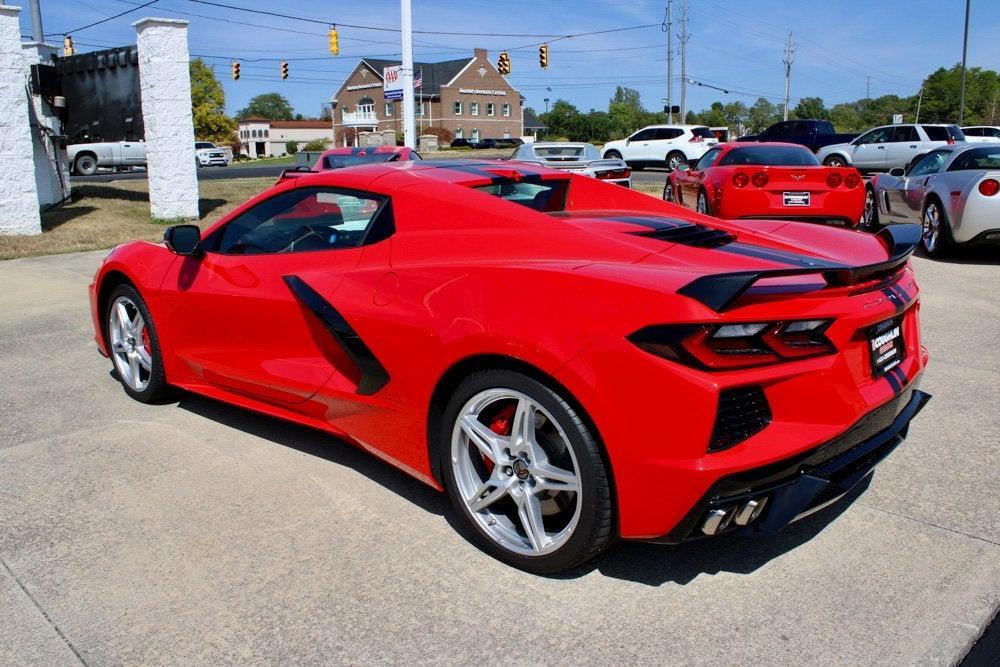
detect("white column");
top-left (23, 41), bottom-right (71, 209)
top-left (133, 18), bottom-right (199, 220)
top-left (400, 0), bottom-right (416, 148)
top-left (0, 6), bottom-right (43, 236)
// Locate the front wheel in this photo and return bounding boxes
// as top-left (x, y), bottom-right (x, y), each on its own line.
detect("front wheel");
top-left (74, 154), bottom-right (98, 176)
top-left (920, 199), bottom-right (953, 258)
top-left (861, 186), bottom-right (880, 231)
top-left (441, 370), bottom-right (614, 573)
top-left (823, 155), bottom-right (848, 168)
top-left (105, 284), bottom-right (171, 403)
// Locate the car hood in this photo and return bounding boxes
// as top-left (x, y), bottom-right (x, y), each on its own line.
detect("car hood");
top-left (817, 142), bottom-right (852, 155)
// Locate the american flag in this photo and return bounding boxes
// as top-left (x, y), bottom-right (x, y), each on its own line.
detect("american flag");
top-left (414, 68), bottom-right (423, 89)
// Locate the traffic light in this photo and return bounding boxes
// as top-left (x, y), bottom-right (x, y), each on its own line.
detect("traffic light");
top-left (497, 51), bottom-right (511, 76)
top-left (328, 26), bottom-right (340, 55)
top-left (280, 60), bottom-right (288, 80)
top-left (231, 61), bottom-right (240, 80)
top-left (63, 35), bottom-right (74, 56)
top-left (538, 43), bottom-right (549, 69)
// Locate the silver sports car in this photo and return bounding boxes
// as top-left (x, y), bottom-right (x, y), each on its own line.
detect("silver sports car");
top-left (510, 142), bottom-right (632, 187)
top-left (864, 144), bottom-right (1000, 257)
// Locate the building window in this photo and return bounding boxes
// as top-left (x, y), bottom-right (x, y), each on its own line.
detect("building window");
top-left (471, 128), bottom-right (480, 141)
top-left (453, 101), bottom-right (462, 115)
top-left (385, 102), bottom-right (394, 116)
top-left (417, 102), bottom-right (426, 117)
top-left (471, 102), bottom-right (479, 116)
top-left (252, 129), bottom-right (257, 138)
top-left (487, 103), bottom-right (495, 116)
top-left (455, 127), bottom-right (463, 138)
top-left (502, 103), bottom-right (511, 117)
top-left (264, 129), bottom-right (269, 137)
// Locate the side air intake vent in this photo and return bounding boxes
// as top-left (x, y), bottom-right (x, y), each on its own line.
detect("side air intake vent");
top-left (634, 222), bottom-right (734, 248)
top-left (709, 386), bottom-right (771, 452)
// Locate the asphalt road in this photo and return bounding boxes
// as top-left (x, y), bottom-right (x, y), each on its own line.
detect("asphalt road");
top-left (1, 249), bottom-right (998, 664)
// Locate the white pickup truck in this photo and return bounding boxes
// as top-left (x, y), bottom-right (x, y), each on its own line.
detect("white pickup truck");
top-left (67, 141), bottom-right (229, 175)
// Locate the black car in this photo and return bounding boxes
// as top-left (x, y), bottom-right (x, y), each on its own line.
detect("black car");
top-left (450, 138), bottom-right (474, 148)
top-left (473, 138), bottom-right (500, 149)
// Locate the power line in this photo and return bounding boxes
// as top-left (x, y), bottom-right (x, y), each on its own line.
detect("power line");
top-left (44, 0), bottom-right (158, 37)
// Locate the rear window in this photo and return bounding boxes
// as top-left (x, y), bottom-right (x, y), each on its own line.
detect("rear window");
top-left (534, 146), bottom-right (587, 160)
top-left (948, 147), bottom-right (1000, 171)
top-left (718, 146), bottom-right (819, 167)
top-left (322, 152), bottom-right (398, 169)
top-left (922, 125), bottom-right (965, 142)
top-left (473, 179), bottom-right (568, 212)
top-left (692, 127), bottom-right (716, 139)
top-left (815, 121), bottom-right (836, 134)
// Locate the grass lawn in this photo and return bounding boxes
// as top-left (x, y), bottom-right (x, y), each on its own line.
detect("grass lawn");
top-left (0, 178), bottom-right (273, 261)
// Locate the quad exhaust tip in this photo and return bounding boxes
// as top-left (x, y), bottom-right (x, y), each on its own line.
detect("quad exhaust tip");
top-left (701, 497), bottom-right (769, 536)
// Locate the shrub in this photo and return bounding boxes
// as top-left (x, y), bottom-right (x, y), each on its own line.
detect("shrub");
top-left (419, 126), bottom-right (454, 144)
top-left (285, 141), bottom-right (299, 154)
top-left (233, 154), bottom-right (250, 162)
top-left (303, 138), bottom-right (330, 151)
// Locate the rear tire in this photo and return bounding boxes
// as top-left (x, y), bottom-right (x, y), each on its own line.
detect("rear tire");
top-left (823, 155), bottom-right (848, 168)
top-left (666, 151), bottom-right (686, 172)
top-left (440, 369), bottom-right (614, 574)
top-left (603, 149), bottom-right (622, 160)
top-left (74, 154), bottom-right (98, 176)
top-left (861, 185), bottom-right (881, 231)
top-left (663, 179), bottom-right (675, 202)
top-left (920, 198), bottom-right (953, 259)
top-left (696, 189), bottom-right (712, 216)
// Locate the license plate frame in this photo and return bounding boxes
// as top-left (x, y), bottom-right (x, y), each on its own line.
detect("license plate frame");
top-left (782, 191), bottom-right (811, 207)
top-left (868, 316), bottom-right (905, 378)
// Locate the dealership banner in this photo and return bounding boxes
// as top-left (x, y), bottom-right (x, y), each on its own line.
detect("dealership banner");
top-left (383, 66), bottom-right (403, 100)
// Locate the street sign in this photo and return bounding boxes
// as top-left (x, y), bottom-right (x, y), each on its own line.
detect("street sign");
top-left (892, 114), bottom-right (903, 124)
top-left (383, 66), bottom-right (403, 101)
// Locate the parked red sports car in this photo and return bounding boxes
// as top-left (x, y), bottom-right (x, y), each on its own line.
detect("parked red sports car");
top-left (89, 159), bottom-right (929, 572)
top-left (664, 142), bottom-right (866, 228)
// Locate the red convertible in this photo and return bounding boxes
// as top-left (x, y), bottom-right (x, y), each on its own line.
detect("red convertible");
top-left (89, 160), bottom-right (928, 572)
top-left (664, 142), bottom-right (866, 228)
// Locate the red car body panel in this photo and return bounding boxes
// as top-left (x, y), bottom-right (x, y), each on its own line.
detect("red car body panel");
top-left (668, 142), bottom-right (866, 228)
top-left (89, 159), bottom-right (928, 540)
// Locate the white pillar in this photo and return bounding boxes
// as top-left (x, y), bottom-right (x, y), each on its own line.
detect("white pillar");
top-left (133, 18), bottom-right (199, 220)
top-left (400, 0), bottom-right (416, 149)
top-left (23, 41), bottom-right (71, 209)
top-left (0, 6), bottom-right (43, 236)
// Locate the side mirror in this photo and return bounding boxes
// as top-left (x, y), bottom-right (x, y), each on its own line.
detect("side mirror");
top-left (676, 163), bottom-right (690, 172)
top-left (888, 167), bottom-right (906, 177)
top-left (163, 224), bottom-right (202, 256)
top-left (625, 138), bottom-right (631, 145)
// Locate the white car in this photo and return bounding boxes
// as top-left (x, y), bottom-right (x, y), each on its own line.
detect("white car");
top-left (511, 142), bottom-right (631, 187)
top-left (195, 142), bottom-right (230, 167)
top-left (816, 124), bottom-right (965, 173)
top-left (601, 125), bottom-right (718, 171)
top-left (961, 126), bottom-right (1000, 143)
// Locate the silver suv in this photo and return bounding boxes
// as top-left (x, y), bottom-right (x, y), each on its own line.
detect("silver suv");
top-left (817, 124), bottom-right (965, 173)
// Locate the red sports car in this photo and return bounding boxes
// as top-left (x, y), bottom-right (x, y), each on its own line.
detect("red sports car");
top-left (89, 159), bottom-right (929, 572)
top-left (664, 142), bottom-right (866, 228)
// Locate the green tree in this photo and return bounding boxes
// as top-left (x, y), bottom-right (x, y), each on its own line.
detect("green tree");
top-left (237, 92), bottom-right (295, 120)
top-left (722, 101), bottom-right (749, 133)
top-left (919, 65), bottom-right (999, 124)
top-left (792, 96), bottom-right (830, 120)
top-left (190, 58), bottom-right (236, 145)
top-left (540, 100), bottom-right (582, 140)
top-left (747, 97), bottom-right (779, 134)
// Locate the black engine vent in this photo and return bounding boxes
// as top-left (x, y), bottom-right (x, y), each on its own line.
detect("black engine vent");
top-left (634, 222), bottom-right (734, 248)
top-left (709, 386), bottom-right (772, 452)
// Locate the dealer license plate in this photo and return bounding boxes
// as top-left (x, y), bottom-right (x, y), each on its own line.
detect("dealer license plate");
top-left (783, 191), bottom-right (810, 206)
top-left (868, 317), bottom-right (905, 378)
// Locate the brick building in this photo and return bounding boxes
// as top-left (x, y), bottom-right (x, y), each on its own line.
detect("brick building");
top-left (331, 48), bottom-right (523, 146)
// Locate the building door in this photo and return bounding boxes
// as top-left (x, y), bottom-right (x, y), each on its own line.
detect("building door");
top-left (255, 142), bottom-right (266, 157)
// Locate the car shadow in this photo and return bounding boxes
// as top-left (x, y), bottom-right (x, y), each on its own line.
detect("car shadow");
top-left (164, 386), bottom-right (868, 585)
top-left (917, 245), bottom-right (1000, 266)
top-left (198, 198), bottom-right (227, 219)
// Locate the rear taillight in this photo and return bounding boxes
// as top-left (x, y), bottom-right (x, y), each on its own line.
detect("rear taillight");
top-left (845, 173), bottom-right (861, 188)
top-left (628, 319), bottom-right (835, 370)
top-left (596, 168), bottom-right (631, 180)
top-left (826, 172), bottom-right (843, 188)
top-left (732, 172), bottom-right (749, 188)
top-left (751, 172), bottom-right (769, 188)
top-left (979, 179), bottom-right (1000, 196)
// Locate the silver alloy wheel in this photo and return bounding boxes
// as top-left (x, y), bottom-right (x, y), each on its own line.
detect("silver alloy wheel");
top-left (922, 202), bottom-right (941, 252)
top-left (863, 188), bottom-right (876, 227)
top-left (826, 156), bottom-right (846, 167)
top-left (664, 182), bottom-right (674, 202)
top-left (109, 295), bottom-right (152, 392)
top-left (667, 153), bottom-right (684, 171)
top-left (450, 388), bottom-right (582, 557)
top-left (696, 192), bottom-right (709, 214)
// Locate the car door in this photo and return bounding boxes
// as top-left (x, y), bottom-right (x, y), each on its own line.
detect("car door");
top-left (851, 127), bottom-right (893, 171)
top-left (884, 125), bottom-right (920, 170)
top-left (623, 128), bottom-right (656, 162)
top-left (160, 185), bottom-right (393, 405)
top-left (122, 140), bottom-right (146, 166)
top-left (883, 149), bottom-right (950, 222)
top-left (679, 146), bottom-right (722, 205)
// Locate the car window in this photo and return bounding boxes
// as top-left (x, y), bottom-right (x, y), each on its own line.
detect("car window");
top-left (209, 187), bottom-right (392, 255)
top-left (321, 152), bottom-right (396, 169)
top-left (691, 127), bottom-right (716, 139)
top-left (948, 147), bottom-right (1000, 171)
top-left (987, 128), bottom-right (1000, 138)
top-left (791, 121), bottom-right (810, 134)
top-left (630, 129), bottom-right (655, 141)
top-left (963, 128), bottom-right (982, 136)
top-left (653, 128), bottom-right (682, 140)
top-left (892, 126), bottom-right (919, 142)
top-left (765, 122), bottom-right (789, 136)
top-left (921, 125), bottom-right (964, 142)
top-left (473, 179), bottom-right (569, 212)
top-left (857, 127), bottom-right (893, 144)
top-left (693, 148), bottom-right (722, 170)
top-left (907, 150), bottom-right (950, 177)
top-left (195, 142), bottom-right (214, 149)
top-left (717, 145), bottom-right (819, 166)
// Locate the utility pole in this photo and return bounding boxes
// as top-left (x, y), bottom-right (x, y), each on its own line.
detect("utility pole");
top-left (915, 85), bottom-right (924, 123)
top-left (665, 0), bottom-right (673, 123)
top-left (782, 31), bottom-right (794, 121)
top-left (958, 0), bottom-right (971, 125)
top-left (865, 75), bottom-right (871, 100)
top-left (400, 0), bottom-right (416, 148)
top-left (29, 0), bottom-right (44, 42)
top-left (678, 0), bottom-right (690, 123)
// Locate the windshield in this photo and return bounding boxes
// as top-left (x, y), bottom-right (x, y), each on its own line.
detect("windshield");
top-left (948, 146), bottom-right (1000, 171)
top-left (473, 179), bottom-right (568, 212)
top-left (718, 146), bottom-right (819, 167)
top-left (321, 152), bottom-right (398, 169)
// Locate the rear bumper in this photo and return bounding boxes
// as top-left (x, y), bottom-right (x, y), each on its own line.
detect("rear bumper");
top-left (738, 214), bottom-right (858, 228)
top-left (649, 384), bottom-right (930, 544)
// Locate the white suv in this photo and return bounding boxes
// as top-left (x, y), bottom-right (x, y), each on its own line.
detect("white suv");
top-left (961, 126), bottom-right (1000, 143)
top-left (602, 125), bottom-right (718, 171)
top-left (195, 141), bottom-right (230, 167)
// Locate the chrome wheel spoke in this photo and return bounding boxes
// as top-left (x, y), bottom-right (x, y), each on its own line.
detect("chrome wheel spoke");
top-left (468, 478), bottom-right (511, 513)
top-left (510, 397), bottom-right (536, 455)
top-left (516, 492), bottom-right (548, 552)
top-left (135, 347), bottom-right (153, 372)
top-left (531, 462), bottom-right (580, 494)
top-left (459, 414), bottom-right (505, 463)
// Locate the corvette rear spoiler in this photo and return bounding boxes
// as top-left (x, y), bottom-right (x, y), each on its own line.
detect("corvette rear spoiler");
top-left (677, 224), bottom-right (922, 311)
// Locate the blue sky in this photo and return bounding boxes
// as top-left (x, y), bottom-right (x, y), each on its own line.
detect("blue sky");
top-left (29, 0), bottom-right (1000, 117)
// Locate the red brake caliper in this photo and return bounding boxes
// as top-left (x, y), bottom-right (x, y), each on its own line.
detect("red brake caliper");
top-left (483, 403), bottom-right (516, 475)
top-left (141, 328), bottom-right (151, 354)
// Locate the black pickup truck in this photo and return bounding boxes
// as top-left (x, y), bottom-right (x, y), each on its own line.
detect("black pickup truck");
top-left (737, 119), bottom-right (857, 153)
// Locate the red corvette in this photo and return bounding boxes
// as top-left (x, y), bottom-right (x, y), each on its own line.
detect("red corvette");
top-left (89, 160), bottom-right (929, 572)
top-left (664, 142), bottom-right (866, 228)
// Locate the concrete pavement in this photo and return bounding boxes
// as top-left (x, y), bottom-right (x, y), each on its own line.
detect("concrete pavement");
top-left (0, 248), bottom-right (998, 664)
